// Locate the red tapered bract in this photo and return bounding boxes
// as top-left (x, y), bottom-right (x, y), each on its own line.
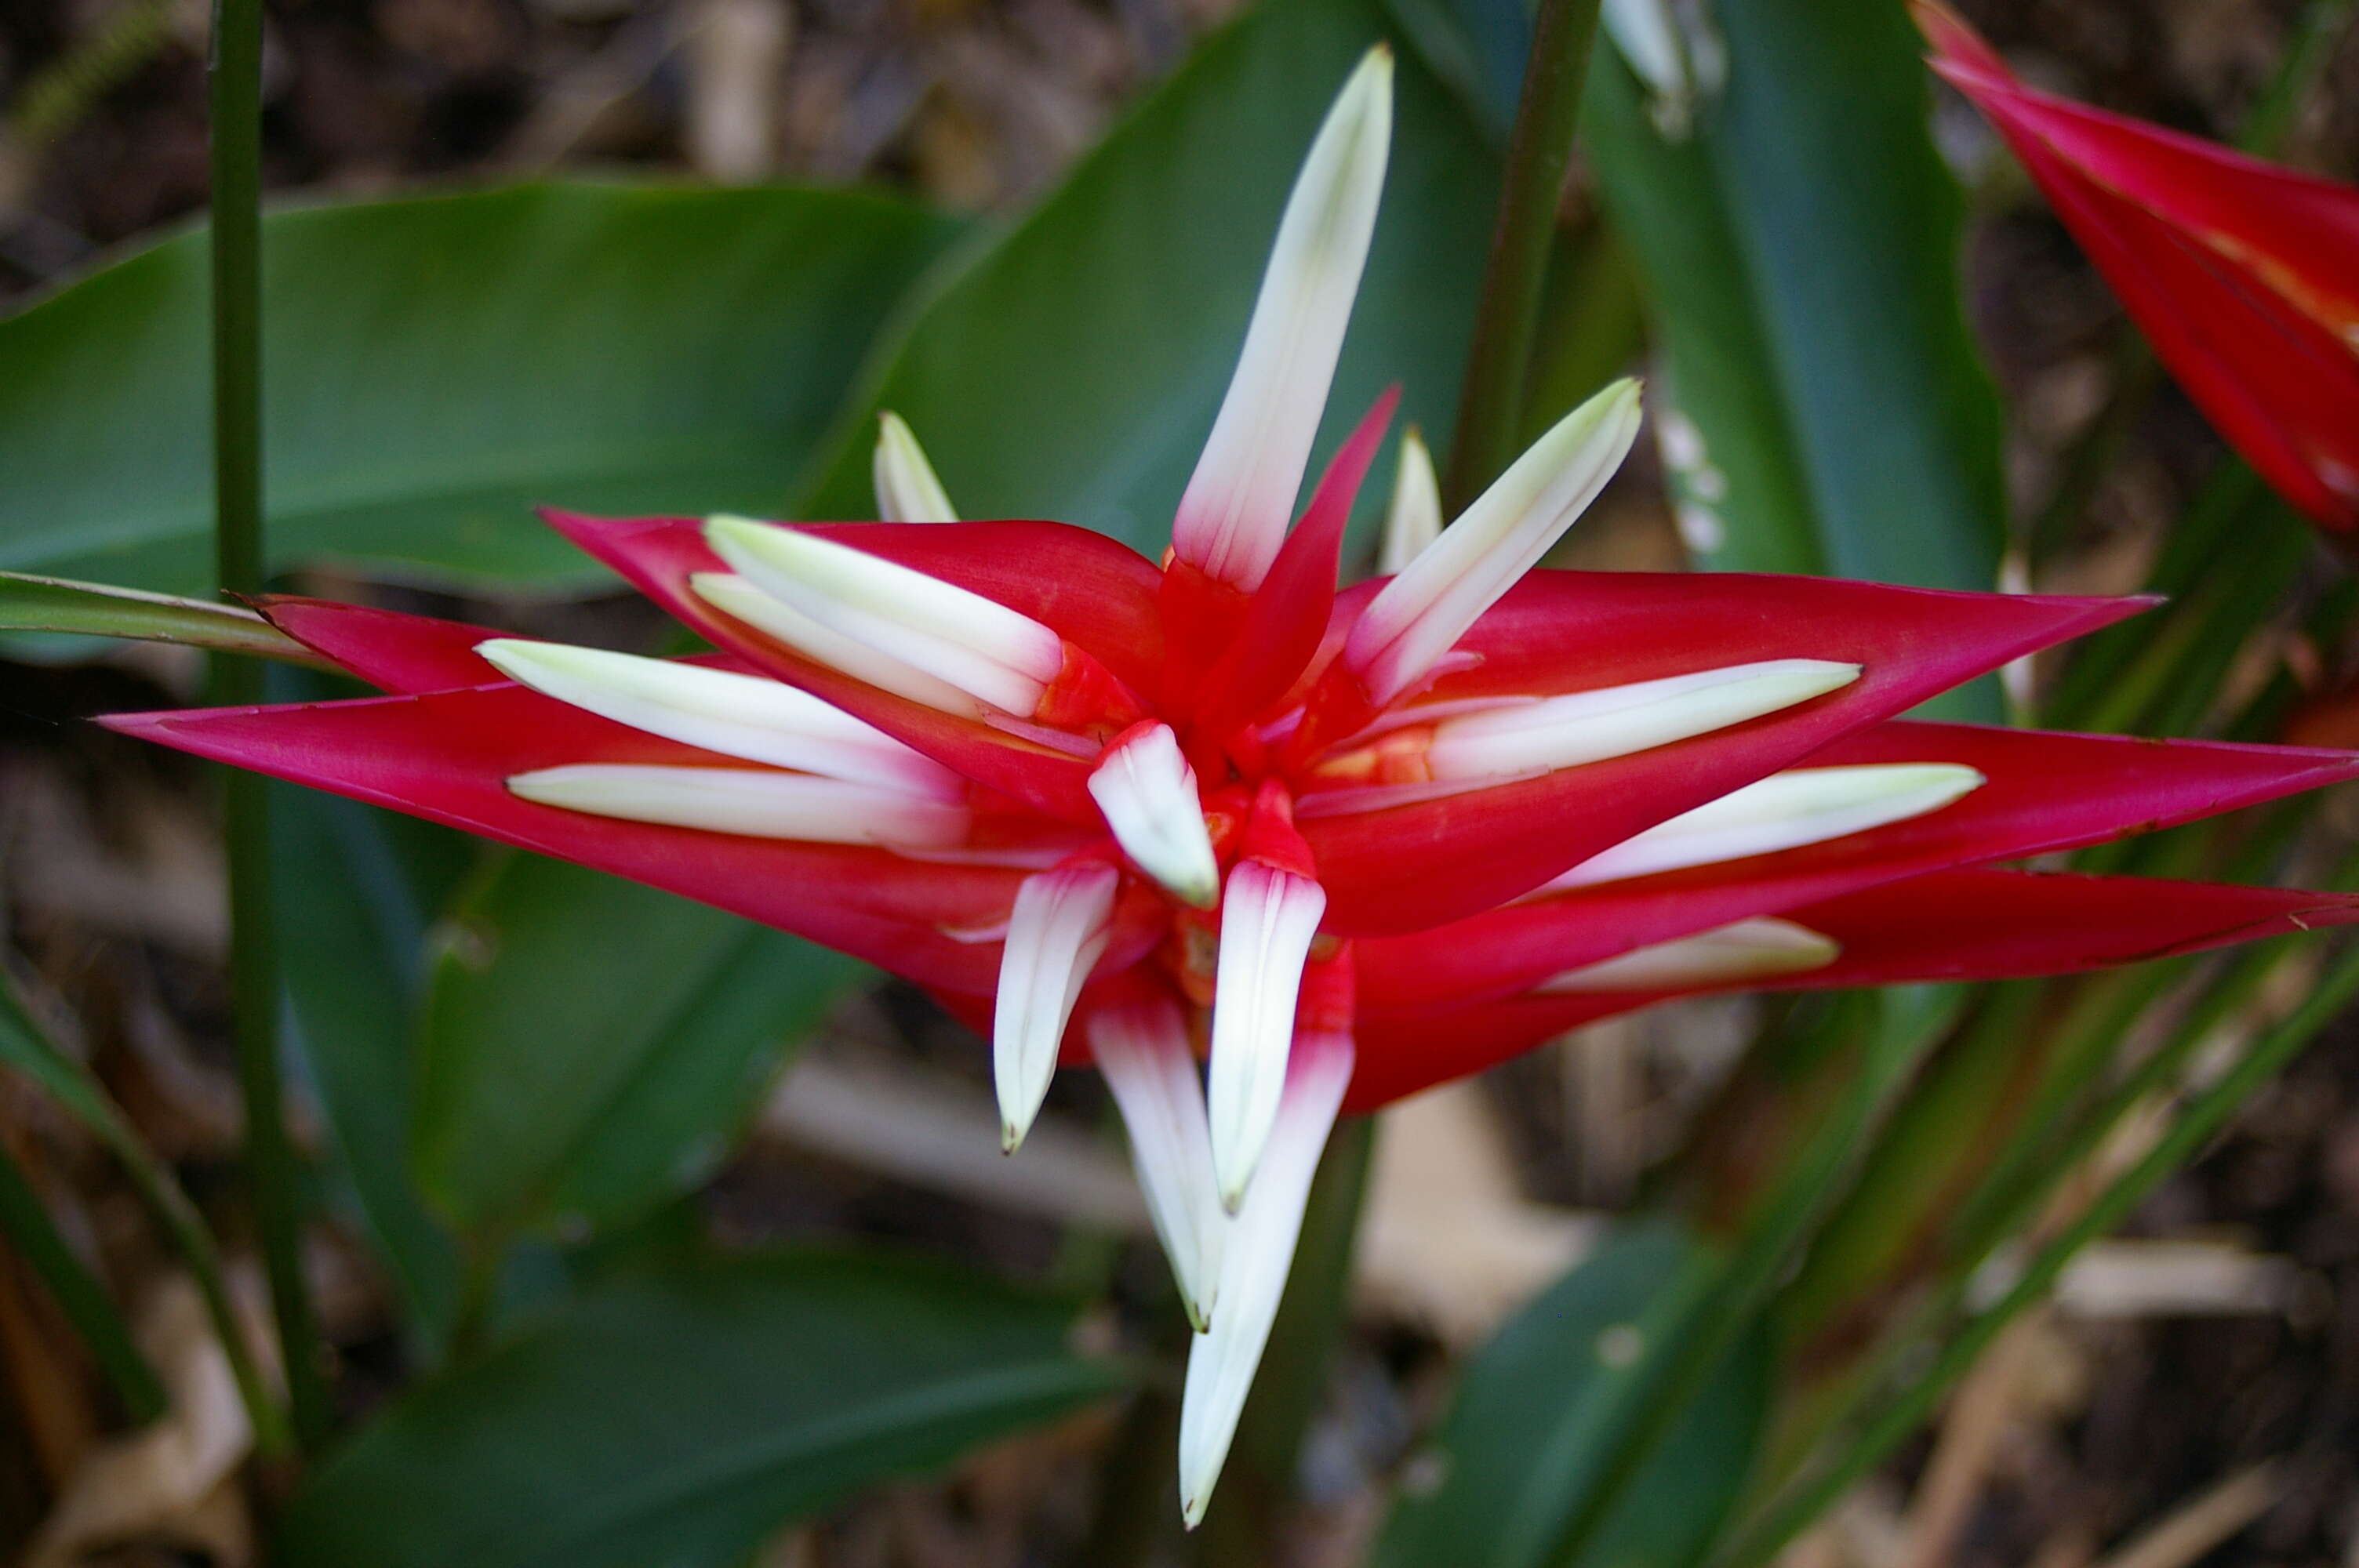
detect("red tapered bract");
top-left (1920, 0), bottom-right (2359, 532)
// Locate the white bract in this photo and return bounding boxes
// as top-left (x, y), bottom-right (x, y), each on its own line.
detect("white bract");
top-left (691, 571), bottom-right (981, 716)
top-left (478, 638), bottom-right (961, 799)
top-left (1178, 1034), bottom-right (1353, 1527)
top-left (1545, 763), bottom-right (1985, 890)
top-left (704, 515), bottom-right (1066, 715)
top-left (1538, 916), bottom-right (1838, 992)
top-left (507, 764), bottom-right (969, 847)
top-left (1172, 49), bottom-right (1394, 592)
top-left (873, 410), bottom-right (959, 523)
top-left (1206, 861), bottom-right (1329, 1211)
top-left (1378, 426), bottom-right (1442, 575)
top-left (1346, 378), bottom-right (1644, 706)
top-left (993, 863), bottom-right (1121, 1152)
top-left (1089, 724), bottom-right (1220, 908)
top-left (1425, 659), bottom-right (1861, 781)
top-left (1091, 999), bottom-right (1227, 1331)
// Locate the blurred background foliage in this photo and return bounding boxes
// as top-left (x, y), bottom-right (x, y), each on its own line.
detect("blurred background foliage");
top-left (7, 0), bottom-right (2359, 1564)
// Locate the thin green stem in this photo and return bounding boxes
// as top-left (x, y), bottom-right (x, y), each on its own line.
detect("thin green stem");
top-left (1539, 993), bottom-right (1958, 1567)
top-left (2236, 0), bottom-right (2354, 158)
top-left (209, 0), bottom-right (329, 1450)
top-left (1711, 935), bottom-right (2359, 1568)
top-left (1441, 0), bottom-right (1606, 514)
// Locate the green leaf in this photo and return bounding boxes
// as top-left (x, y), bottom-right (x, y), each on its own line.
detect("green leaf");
top-left (1581, 6), bottom-right (2006, 593)
top-left (0, 1138), bottom-right (165, 1421)
top-left (271, 778), bottom-right (469, 1350)
top-left (275, 1249), bottom-right (1124, 1568)
top-left (0, 183), bottom-right (960, 595)
top-left (796, 0), bottom-right (1500, 555)
top-left (0, 965), bottom-right (290, 1448)
top-left (1376, 1220), bottom-right (1769, 1568)
top-left (0, 571), bottom-right (330, 664)
top-left (414, 854), bottom-right (864, 1240)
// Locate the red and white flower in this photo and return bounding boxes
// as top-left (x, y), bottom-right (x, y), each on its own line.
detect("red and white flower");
top-left (107, 48), bottom-right (2359, 1524)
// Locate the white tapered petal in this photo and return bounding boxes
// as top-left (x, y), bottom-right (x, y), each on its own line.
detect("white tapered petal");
top-left (692, 572), bottom-right (982, 716)
top-left (1171, 48), bottom-right (1394, 591)
top-left (1346, 379), bottom-right (1644, 704)
top-left (1207, 862), bottom-right (1328, 1211)
top-left (704, 515), bottom-right (1063, 714)
top-left (477, 638), bottom-right (962, 799)
top-left (1091, 1000), bottom-right (1225, 1331)
top-left (994, 864), bottom-right (1121, 1152)
top-left (1089, 724), bottom-right (1219, 908)
top-left (1536, 917), bottom-right (1838, 992)
top-left (1377, 426), bottom-right (1442, 575)
top-left (1179, 1033), bottom-right (1353, 1528)
top-left (1544, 764), bottom-right (1986, 891)
top-left (507, 764), bottom-right (970, 847)
top-left (1424, 659), bottom-right (1861, 782)
top-left (873, 411), bottom-right (958, 523)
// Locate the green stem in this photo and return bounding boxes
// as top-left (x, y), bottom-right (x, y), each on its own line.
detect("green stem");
top-left (2236, 0), bottom-right (2354, 157)
top-left (1710, 935), bottom-right (2359, 1568)
top-left (209, 0), bottom-right (330, 1450)
top-left (1541, 993), bottom-right (1956, 1567)
top-left (1441, 0), bottom-right (1606, 514)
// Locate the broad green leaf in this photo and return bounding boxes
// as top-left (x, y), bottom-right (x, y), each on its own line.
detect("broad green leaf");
top-left (1582, 7), bottom-right (2007, 593)
top-left (414, 854), bottom-right (864, 1240)
top-left (1376, 1221), bottom-right (1769, 1568)
top-left (0, 183), bottom-right (959, 594)
top-left (275, 1249), bottom-right (1123, 1568)
top-left (271, 776), bottom-right (470, 1350)
top-left (0, 571), bottom-right (329, 664)
top-left (797, 0), bottom-right (1500, 554)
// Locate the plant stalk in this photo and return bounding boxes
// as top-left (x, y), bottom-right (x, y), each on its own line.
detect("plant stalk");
top-left (209, 0), bottom-right (330, 1450)
top-left (1441, 0), bottom-right (1606, 514)
top-left (1710, 935), bottom-right (2359, 1568)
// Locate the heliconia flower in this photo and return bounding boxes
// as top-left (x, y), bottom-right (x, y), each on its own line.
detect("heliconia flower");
top-left (100, 49), bottom-right (2359, 1526)
top-left (1916, 0), bottom-right (2359, 534)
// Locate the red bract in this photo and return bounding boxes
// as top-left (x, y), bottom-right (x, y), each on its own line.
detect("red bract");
top-left (103, 48), bottom-right (2359, 1526)
top-left (1917, 0), bottom-right (2359, 534)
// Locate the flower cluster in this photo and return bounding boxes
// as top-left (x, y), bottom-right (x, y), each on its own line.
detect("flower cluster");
top-left (110, 49), bottom-right (2359, 1523)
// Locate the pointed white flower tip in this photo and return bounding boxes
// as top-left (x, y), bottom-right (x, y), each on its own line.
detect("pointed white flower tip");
top-left (477, 638), bottom-right (963, 800)
top-left (1090, 999), bottom-right (1225, 1331)
top-left (1171, 47), bottom-right (1394, 592)
top-left (1601, 0), bottom-right (1727, 138)
top-left (1424, 659), bottom-right (1861, 782)
top-left (994, 863), bottom-right (1121, 1153)
top-left (692, 572), bottom-right (983, 717)
top-left (506, 763), bottom-right (970, 847)
top-left (1089, 724), bottom-right (1219, 909)
top-left (702, 516), bottom-right (1063, 715)
top-left (1537, 916), bottom-right (1838, 993)
top-left (1207, 861), bottom-right (1329, 1213)
top-left (1547, 763), bottom-right (1986, 891)
top-left (1346, 378), bottom-right (1644, 706)
top-left (1377, 426), bottom-right (1442, 576)
top-left (872, 411), bottom-right (958, 523)
top-left (1179, 1032), bottom-right (1354, 1528)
